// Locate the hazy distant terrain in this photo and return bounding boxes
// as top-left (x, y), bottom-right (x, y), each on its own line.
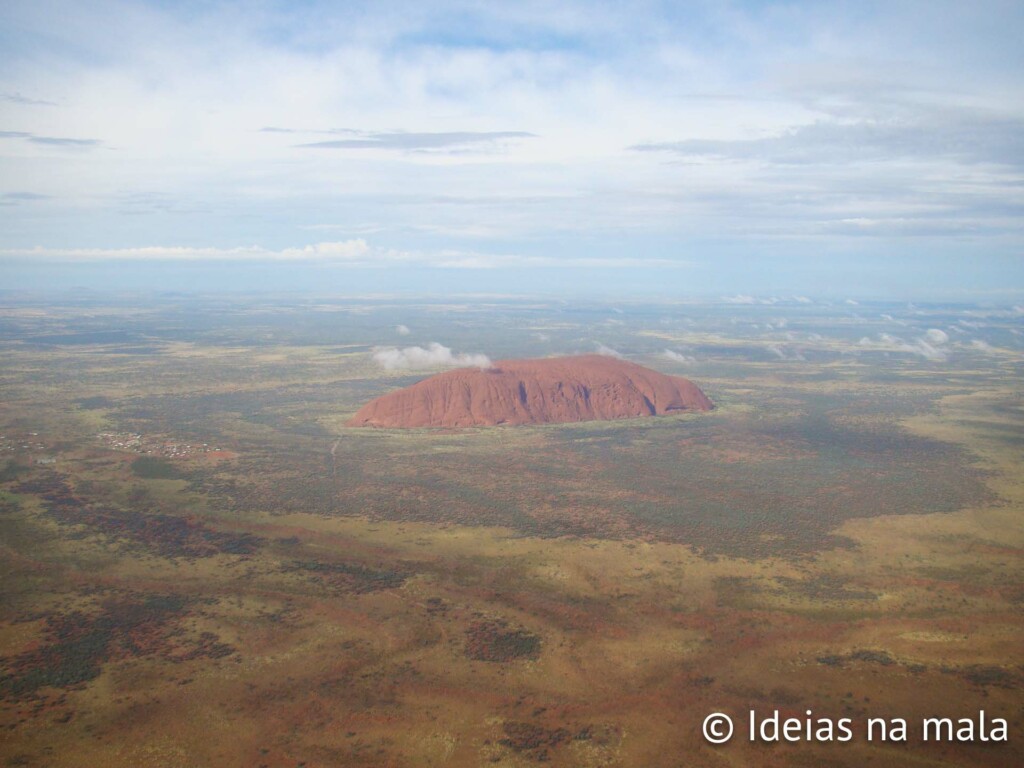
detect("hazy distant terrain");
top-left (1, 294), bottom-right (1022, 767)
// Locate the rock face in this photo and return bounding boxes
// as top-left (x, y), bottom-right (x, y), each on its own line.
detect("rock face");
top-left (347, 354), bottom-right (713, 428)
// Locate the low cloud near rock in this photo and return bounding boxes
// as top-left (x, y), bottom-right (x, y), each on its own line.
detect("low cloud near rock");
top-left (372, 342), bottom-right (492, 371)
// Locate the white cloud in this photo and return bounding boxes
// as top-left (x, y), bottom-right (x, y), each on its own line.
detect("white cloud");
top-left (595, 343), bottom-right (623, 358)
top-left (906, 341), bottom-right (945, 361)
top-left (0, 241), bottom-right (682, 269)
top-left (294, 130), bottom-right (535, 152)
top-left (1, 1), bottom-right (1021, 293)
top-left (429, 252), bottom-right (681, 270)
top-left (372, 342), bottom-right (491, 371)
top-left (662, 349), bottom-right (696, 364)
top-left (880, 313), bottom-right (909, 326)
top-left (970, 339), bottom-right (996, 352)
top-left (0, 241), bottom-right (375, 262)
top-left (924, 328), bottom-right (949, 344)
top-left (765, 344), bottom-right (805, 361)
top-left (395, 324), bottom-right (411, 336)
top-left (858, 333), bottom-right (948, 361)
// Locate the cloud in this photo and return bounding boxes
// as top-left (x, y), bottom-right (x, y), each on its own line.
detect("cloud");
top-left (970, 339), bottom-right (996, 352)
top-left (1, 92), bottom-right (57, 106)
top-left (724, 295), bottom-right (785, 305)
top-left (294, 130), bottom-right (535, 152)
top-left (631, 113), bottom-right (1024, 169)
top-left (662, 349), bottom-right (696, 364)
top-left (30, 136), bottom-right (101, 147)
top-left (1, 192), bottom-right (50, 200)
top-left (0, 130), bottom-right (100, 147)
top-left (0, 192), bottom-right (51, 207)
top-left (0, 240), bottom-right (375, 262)
top-left (765, 344), bottom-right (805, 361)
top-left (532, 332), bottom-right (550, 342)
top-left (395, 324), bottom-right (411, 336)
top-left (594, 343), bottom-right (623, 358)
top-left (1, 0), bottom-right (1023, 294)
top-left (907, 341), bottom-right (946, 361)
top-left (427, 252), bottom-right (679, 269)
top-left (0, 241), bottom-right (684, 270)
top-left (924, 328), bottom-right (949, 344)
top-left (858, 333), bottom-right (948, 361)
top-left (372, 342), bottom-right (491, 370)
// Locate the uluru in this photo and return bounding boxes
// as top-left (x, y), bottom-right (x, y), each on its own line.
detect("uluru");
top-left (347, 354), bottom-right (713, 428)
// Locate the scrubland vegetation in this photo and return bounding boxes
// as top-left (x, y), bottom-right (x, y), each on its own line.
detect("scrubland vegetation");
top-left (1, 295), bottom-right (1021, 767)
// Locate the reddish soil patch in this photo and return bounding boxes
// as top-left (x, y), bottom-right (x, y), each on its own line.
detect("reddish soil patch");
top-left (200, 450), bottom-right (237, 462)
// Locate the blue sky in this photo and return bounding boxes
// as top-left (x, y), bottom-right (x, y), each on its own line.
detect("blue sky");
top-left (1, 0), bottom-right (1022, 298)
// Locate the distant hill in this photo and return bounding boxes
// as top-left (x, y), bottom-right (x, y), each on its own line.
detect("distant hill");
top-left (347, 354), bottom-right (713, 428)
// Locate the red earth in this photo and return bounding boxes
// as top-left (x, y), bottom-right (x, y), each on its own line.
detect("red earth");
top-left (347, 354), bottom-right (713, 428)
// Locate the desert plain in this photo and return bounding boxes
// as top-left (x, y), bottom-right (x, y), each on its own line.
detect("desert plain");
top-left (1, 294), bottom-right (1021, 767)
